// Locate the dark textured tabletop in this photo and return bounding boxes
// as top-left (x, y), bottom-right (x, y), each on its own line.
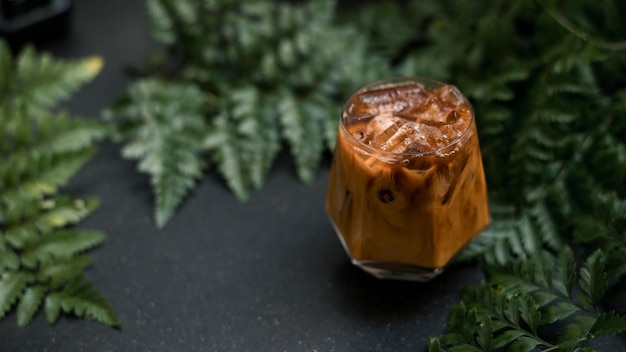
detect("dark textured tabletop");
top-left (0, 1), bottom-right (581, 351)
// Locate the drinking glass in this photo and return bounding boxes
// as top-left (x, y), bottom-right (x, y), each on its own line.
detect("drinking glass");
top-left (325, 77), bottom-right (490, 281)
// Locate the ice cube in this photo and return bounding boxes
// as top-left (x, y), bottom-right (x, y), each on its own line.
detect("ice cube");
top-left (348, 100), bottom-right (408, 117)
top-left (419, 124), bottom-right (448, 150)
top-left (431, 85), bottom-right (465, 109)
top-left (405, 140), bottom-right (431, 154)
top-left (367, 118), bottom-right (426, 154)
top-left (368, 116), bottom-right (405, 149)
top-left (380, 123), bottom-right (419, 153)
top-left (394, 82), bottom-right (428, 105)
top-left (441, 124), bottom-right (463, 142)
top-left (366, 115), bottom-right (404, 139)
top-left (351, 88), bottom-right (405, 116)
top-left (400, 85), bottom-right (467, 124)
top-left (350, 82), bottom-right (428, 117)
top-left (445, 106), bottom-right (471, 124)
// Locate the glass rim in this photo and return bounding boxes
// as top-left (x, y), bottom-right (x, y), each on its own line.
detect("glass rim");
top-left (340, 76), bottom-right (475, 158)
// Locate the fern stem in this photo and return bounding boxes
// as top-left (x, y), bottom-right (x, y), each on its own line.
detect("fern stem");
top-left (531, 114), bottom-right (604, 207)
top-left (541, 4), bottom-right (626, 52)
top-left (497, 319), bottom-right (557, 350)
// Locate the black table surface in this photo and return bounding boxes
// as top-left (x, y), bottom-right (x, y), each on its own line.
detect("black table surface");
top-left (2, 1), bottom-right (623, 352)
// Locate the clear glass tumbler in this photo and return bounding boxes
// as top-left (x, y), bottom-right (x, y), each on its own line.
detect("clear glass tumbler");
top-left (325, 77), bottom-right (490, 281)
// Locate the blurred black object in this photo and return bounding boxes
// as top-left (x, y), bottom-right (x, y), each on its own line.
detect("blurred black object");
top-left (0, 0), bottom-right (72, 48)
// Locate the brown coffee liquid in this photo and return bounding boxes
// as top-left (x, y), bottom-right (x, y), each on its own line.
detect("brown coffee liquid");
top-left (326, 80), bottom-right (490, 269)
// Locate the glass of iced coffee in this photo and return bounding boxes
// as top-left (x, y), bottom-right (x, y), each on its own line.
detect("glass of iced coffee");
top-left (326, 77), bottom-right (490, 281)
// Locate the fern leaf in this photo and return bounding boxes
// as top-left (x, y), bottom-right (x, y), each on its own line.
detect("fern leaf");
top-left (206, 115), bottom-right (249, 200)
top-left (553, 247), bottom-right (576, 298)
top-left (14, 46), bottom-right (103, 111)
top-left (110, 0), bottom-right (389, 224)
top-left (578, 249), bottom-right (608, 312)
top-left (0, 272), bottom-right (33, 319)
top-left (542, 301), bottom-right (579, 325)
top-left (437, 283), bottom-right (558, 351)
top-left (37, 255), bottom-right (93, 289)
top-left (46, 275), bottom-right (119, 327)
top-left (34, 113), bottom-right (109, 154)
top-left (427, 337), bottom-right (446, 352)
top-left (205, 88), bottom-right (281, 200)
top-left (278, 90), bottom-right (324, 183)
top-left (0, 40), bottom-right (12, 94)
top-left (459, 199), bottom-right (564, 264)
top-left (0, 246), bottom-right (20, 272)
top-left (558, 316), bottom-right (597, 350)
top-left (0, 39), bottom-right (116, 328)
top-left (16, 286), bottom-right (45, 327)
top-left (145, 0), bottom-right (177, 44)
top-left (0, 149), bottom-right (96, 224)
top-left (436, 248), bottom-right (618, 351)
top-left (106, 78), bottom-right (207, 227)
top-left (2, 197), bottom-right (97, 251)
top-left (230, 89), bottom-right (281, 189)
top-left (153, 149), bottom-right (201, 228)
top-left (36, 197), bottom-right (99, 232)
top-left (588, 311), bottom-right (626, 338)
top-left (4, 223), bottom-right (39, 250)
top-left (43, 291), bottom-right (61, 324)
top-left (21, 230), bottom-right (105, 268)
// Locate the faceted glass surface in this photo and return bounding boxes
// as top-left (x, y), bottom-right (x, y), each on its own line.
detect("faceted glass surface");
top-left (325, 77), bottom-right (490, 281)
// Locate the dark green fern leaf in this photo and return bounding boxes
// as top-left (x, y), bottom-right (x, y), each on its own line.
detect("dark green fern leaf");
top-left (38, 255), bottom-right (93, 290)
top-left (0, 272), bottom-right (34, 320)
top-left (0, 244), bottom-right (20, 272)
top-left (588, 311), bottom-right (626, 338)
top-left (340, 1), bottom-right (626, 349)
top-left (0, 39), bottom-right (117, 327)
top-left (457, 198), bottom-right (564, 265)
top-left (578, 249), bottom-right (608, 313)
top-left (108, 0), bottom-right (388, 225)
top-left (16, 285), bottom-right (45, 327)
top-left (434, 249), bottom-right (625, 351)
top-left (20, 229), bottom-right (105, 269)
top-left (44, 275), bottom-right (119, 327)
top-left (0, 42), bottom-right (102, 114)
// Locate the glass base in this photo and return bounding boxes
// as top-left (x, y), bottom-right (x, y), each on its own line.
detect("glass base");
top-left (352, 259), bottom-right (444, 282)
top-left (329, 220), bottom-right (445, 282)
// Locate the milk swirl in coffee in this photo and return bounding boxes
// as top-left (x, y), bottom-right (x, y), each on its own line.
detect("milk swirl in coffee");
top-left (326, 78), bottom-right (490, 281)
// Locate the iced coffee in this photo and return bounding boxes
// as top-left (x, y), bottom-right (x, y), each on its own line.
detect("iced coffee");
top-left (325, 77), bottom-right (490, 281)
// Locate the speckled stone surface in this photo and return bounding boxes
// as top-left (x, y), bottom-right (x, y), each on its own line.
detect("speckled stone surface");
top-left (1, 2), bottom-right (624, 352)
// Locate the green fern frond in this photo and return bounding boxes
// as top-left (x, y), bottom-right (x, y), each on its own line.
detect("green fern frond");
top-left (277, 90), bottom-right (325, 184)
top-left (578, 249), bottom-right (609, 312)
top-left (204, 87), bottom-right (280, 200)
top-left (0, 272), bottom-right (34, 320)
top-left (105, 78), bottom-right (207, 227)
top-left (0, 39), bottom-right (117, 327)
top-left (0, 245), bottom-right (20, 272)
top-left (588, 311), bottom-right (626, 339)
top-left (434, 249), bottom-right (626, 351)
top-left (45, 275), bottom-right (119, 327)
top-left (570, 193), bottom-right (626, 282)
top-left (0, 149), bottom-right (96, 223)
top-left (107, 0), bottom-right (388, 226)
top-left (38, 255), bottom-right (93, 290)
top-left (458, 198), bottom-right (564, 264)
top-left (16, 285), bottom-right (45, 327)
top-left (0, 41), bottom-right (103, 113)
top-left (21, 229), bottom-right (105, 268)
